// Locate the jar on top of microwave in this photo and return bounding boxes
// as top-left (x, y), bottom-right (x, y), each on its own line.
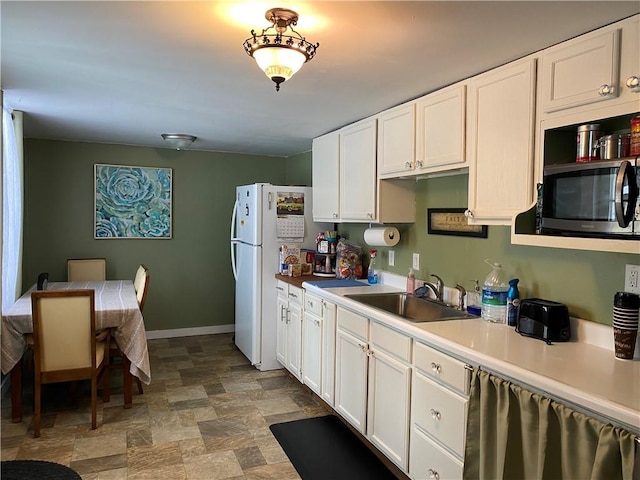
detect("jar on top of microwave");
top-left (576, 124), bottom-right (602, 162)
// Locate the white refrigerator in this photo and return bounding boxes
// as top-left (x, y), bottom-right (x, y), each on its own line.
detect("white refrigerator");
top-left (230, 183), bottom-right (330, 370)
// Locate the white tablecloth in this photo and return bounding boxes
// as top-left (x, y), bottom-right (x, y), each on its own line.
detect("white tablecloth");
top-left (1, 280), bottom-right (151, 384)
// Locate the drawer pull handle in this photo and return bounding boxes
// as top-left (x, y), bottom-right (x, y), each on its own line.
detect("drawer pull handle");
top-left (428, 468), bottom-right (440, 480)
top-left (430, 362), bottom-right (442, 374)
top-left (598, 84), bottom-right (615, 96)
top-left (430, 409), bottom-right (441, 420)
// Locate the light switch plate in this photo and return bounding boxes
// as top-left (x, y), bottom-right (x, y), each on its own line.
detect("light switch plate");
top-left (388, 250), bottom-right (395, 267)
top-left (412, 253), bottom-right (420, 271)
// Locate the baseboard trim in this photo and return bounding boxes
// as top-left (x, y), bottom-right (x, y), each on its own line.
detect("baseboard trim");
top-left (145, 324), bottom-right (234, 340)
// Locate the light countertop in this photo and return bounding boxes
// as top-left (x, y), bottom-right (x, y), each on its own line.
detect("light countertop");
top-left (303, 281), bottom-right (640, 434)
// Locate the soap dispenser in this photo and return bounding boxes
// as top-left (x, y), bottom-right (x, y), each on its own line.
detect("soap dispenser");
top-left (467, 280), bottom-right (482, 316)
top-left (406, 269), bottom-right (416, 294)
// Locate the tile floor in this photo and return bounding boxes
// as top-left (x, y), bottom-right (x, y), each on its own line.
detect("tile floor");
top-left (1, 333), bottom-right (333, 479)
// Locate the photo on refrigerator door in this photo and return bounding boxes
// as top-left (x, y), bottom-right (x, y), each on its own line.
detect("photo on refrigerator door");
top-left (276, 192), bottom-right (305, 215)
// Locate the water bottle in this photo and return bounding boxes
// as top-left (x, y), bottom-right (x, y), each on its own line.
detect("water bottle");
top-left (506, 278), bottom-right (520, 326)
top-left (481, 260), bottom-right (508, 323)
top-left (367, 250), bottom-right (379, 284)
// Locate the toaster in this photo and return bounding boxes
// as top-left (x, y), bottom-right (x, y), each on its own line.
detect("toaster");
top-left (516, 298), bottom-right (571, 343)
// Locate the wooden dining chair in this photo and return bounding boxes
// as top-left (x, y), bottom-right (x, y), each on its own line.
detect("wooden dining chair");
top-left (67, 258), bottom-right (106, 282)
top-left (109, 264), bottom-right (149, 395)
top-left (31, 289), bottom-right (110, 438)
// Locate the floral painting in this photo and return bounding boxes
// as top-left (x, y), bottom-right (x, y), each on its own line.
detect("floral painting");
top-left (94, 164), bottom-right (172, 239)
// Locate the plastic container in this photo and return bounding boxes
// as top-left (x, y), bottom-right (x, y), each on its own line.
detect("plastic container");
top-left (367, 250), bottom-right (379, 284)
top-left (406, 269), bottom-right (416, 294)
top-left (466, 280), bottom-right (482, 316)
top-left (506, 278), bottom-right (520, 326)
top-left (481, 261), bottom-right (508, 323)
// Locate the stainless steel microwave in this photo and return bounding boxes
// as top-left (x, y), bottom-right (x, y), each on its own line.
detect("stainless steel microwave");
top-left (541, 158), bottom-right (639, 238)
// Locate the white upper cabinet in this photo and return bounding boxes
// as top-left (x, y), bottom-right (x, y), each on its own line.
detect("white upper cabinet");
top-left (541, 15), bottom-right (639, 116)
top-left (467, 57), bottom-right (537, 225)
top-left (416, 82), bottom-right (467, 173)
top-left (377, 102), bottom-right (416, 177)
top-left (340, 118), bottom-right (378, 221)
top-left (312, 131), bottom-right (340, 222)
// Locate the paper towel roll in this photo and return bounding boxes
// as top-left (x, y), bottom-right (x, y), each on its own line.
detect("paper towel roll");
top-left (364, 227), bottom-right (400, 247)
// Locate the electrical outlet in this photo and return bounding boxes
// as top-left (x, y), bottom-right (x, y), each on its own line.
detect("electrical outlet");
top-left (412, 253), bottom-right (420, 271)
top-left (388, 250), bottom-right (395, 267)
top-left (625, 264), bottom-right (640, 294)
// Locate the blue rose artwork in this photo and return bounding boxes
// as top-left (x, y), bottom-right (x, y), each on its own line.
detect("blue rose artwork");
top-left (95, 164), bottom-right (172, 239)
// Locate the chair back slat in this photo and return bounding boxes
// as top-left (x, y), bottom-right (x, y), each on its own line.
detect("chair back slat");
top-left (31, 290), bottom-right (96, 372)
top-left (67, 258), bottom-right (106, 282)
top-left (133, 264), bottom-right (150, 312)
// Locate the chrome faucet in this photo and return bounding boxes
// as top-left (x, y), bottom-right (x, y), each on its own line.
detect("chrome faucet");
top-left (423, 274), bottom-right (444, 302)
top-left (454, 284), bottom-right (466, 311)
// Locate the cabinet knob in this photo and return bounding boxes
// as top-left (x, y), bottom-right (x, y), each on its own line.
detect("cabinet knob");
top-left (464, 209), bottom-right (473, 218)
top-left (430, 408), bottom-right (441, 420)
top-left (307, 301), bottom-right (313, 308)
top-left (405, 161), bottom-right (413, 169)
top-left (333, 213), bottom-right (339, 219)
top-left (430, 362), bottom-right (442, 374)
top-left (416, 160), bottom-right (423, 168)
top-left (597, 84), bottom-right (615, 96)
top-left (367, 213), bottom-right (373, 219)
top-left (626, 76), bottom-right (640, 91)
top-left (428, 468), bottom-right (440, 480)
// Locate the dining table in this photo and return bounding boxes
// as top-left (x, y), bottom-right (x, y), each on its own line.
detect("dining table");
top-left (1, 280), bottom-right (151, 422)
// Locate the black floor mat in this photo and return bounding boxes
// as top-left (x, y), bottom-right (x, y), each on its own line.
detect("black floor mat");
top-left (269, 415), bottom-right (399, 480)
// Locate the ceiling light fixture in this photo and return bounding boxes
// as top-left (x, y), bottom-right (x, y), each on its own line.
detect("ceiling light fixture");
top-left (243, 8), bottom-right (319, 92)
top-left (161, 133), bottom-right (197, 150)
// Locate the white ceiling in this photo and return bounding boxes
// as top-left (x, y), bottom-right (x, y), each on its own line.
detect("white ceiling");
top-left (2, 1), bottom-right (639, 157)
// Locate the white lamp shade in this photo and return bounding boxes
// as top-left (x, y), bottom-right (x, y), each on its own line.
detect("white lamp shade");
top-left (253, 47), bottom-right (306, 82)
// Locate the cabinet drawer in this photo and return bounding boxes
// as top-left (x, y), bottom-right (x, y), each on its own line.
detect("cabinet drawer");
top-left (288, 285), bottom-right (303, 305)
top-left (412, 371), bottom-right (468, 458)
top-left (370, 320), bottom-right (411, 363)
top-left (304, 292), bottom-right (323, 316)
top-left (414, 341), bottom-right (470, 395)
top-left (337, 307), bottom-right (368, 341)
top-left (410, 425), bottom-right (463, 480)
top-left (276, 280), bottom-right (288, 297)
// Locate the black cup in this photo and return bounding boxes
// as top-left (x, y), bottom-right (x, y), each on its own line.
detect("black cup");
top-left (614, 292), bottom-right (640, 309)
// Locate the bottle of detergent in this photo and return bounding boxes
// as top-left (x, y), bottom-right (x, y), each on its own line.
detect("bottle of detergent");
top-left (367, 250), bottom-right (379, 284)
top-left (481, 260), bottom-right (508, 323)
top-left (507, 278), bottom-right (520, 327)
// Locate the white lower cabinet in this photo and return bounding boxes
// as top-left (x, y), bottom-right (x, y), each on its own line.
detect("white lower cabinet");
top-left (335, 307), bottom-right (412, 472)
top-left (302, 292), bottom-right (337, 404)
top-left (275, 281), bottom-right (303, 380)
top-left (410, 341), bottom-right (471, 480)
top-left (367, 321), bottom-right (412, 471)
top-left (335, 312), bottom-right (368, 433)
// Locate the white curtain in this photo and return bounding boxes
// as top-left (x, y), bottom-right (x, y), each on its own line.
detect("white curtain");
top-left (2, 106), bottom-right (23, 313)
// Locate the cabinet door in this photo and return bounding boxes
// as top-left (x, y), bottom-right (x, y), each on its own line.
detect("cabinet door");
top-left (377, 103), bottom-right (416, 176)
top-left (287, 302), bottom-right (303, 380)
top-left (321, 299), bottom-right (337, 406)
top-left (367, 348), bottom-right (411, 471)
top-left (312, 131), bottom-right (340, 221)
top-left (467, 58), bottom-right (536, 225)
top-left (276, 295), bottom-right (288, 366)
top-left (340, 118), bottom-right (377, 221)
top-left (542, 28), bottom-right (620, 113)
top-left (302, 311), bottom-right (322, 395)
top-left (335, 327), bottom-right (369, 433)
top-left (416, 83), bottom-right (467, 171)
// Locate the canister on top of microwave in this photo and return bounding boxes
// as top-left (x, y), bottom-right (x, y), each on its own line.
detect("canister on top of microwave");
top-left (576, 124), bottom-right (602, 162)
top-left (630, 114), bottom-right (640, 156)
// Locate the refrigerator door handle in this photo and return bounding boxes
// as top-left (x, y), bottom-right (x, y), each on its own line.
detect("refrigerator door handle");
top-left (230, 199), bottom-right (239, 281)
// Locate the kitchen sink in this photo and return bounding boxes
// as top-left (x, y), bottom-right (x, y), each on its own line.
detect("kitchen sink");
top-left (345, 292), bottom-right (476, 323)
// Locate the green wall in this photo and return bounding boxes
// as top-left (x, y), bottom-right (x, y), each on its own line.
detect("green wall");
top-left (22, 140), bottom-right (636, 329)
top-left (340, 175), bottom-right (638, 326)
top-left (22, 139), bottom-right (301, 331)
